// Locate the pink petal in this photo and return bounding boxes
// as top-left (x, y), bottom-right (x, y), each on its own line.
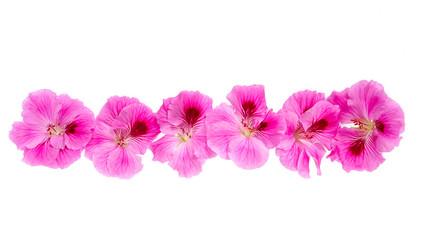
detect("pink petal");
top-left (228, 135), bottom-right (269, 170)
top-left (302, 141), bottom-right (326, 176)
top-left (168, 141), bottom-right (206, 178)
top-left (91, 140), bottom-right (118, 175)
top-left (152, 134), bottom-right (215, 177)
top-left (167, 91), bottom-right (213, 129)
top-left (96, 96), bottom-right (140, 125)
top-left (191, 134), bottom-right (217, 160)
top-left (111, 103), bottom-right (160, 155)
top-left (282, 90), bottom-right (325, 117)
top-left (226, 85), bottom-right (268, 123)
top-left (57, 94), bottom-right (85, 125)
top-left (85, 122), bottom-right (116, 160)
top-left (22, 141), bottom-right (60, 168)
top-left (328, 127), bottom-right (385, 172)
top-left (329, 80), bottom-right (388, 123)
top-left (254, 109), bottom-right (285, 149)
top-left (281, 111), bottom-right (300, 136)
top-left (327, 88), bottom-right (354, 124)
top-left (9, 121), bottom-right (47, 150)
top-left (300, 100), bottom-right (340, 150)
top-left (156, 97), bottom-right (178, 134)
top-left (296, 150), bottom-right (310, 178)
top-left (275, 134), bottom-right (296, 153)
top-left (152, 135), bottom-right (181, 163)
top-left (346, 80), bottom-right (388, 121)
top-left (275, 111), bottom-right (299, 154)
top-left (63, 107), bottom-right (95, 150)
top-left (21, 89), bottom-right (61, 126)
top-left (50, 135), bottom-right (65, 149)
top-left (105, 147), bottom-right (143, 179)
top-left (56, 148), bottom-right (83, 169)
top-left (277, 142), bottom-right (300, 171)
top-left (206, 103), bottom-right (241, 159)
top-left (276, 141), bottom-right (311, 178)
top-left (373, 98), bottom-right (405, 152)
top-left (92, 142), bottom-right (142, 179)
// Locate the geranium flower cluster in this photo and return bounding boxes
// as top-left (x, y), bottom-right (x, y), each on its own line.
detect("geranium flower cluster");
top-left (9, 81), bottom-right (404, 179)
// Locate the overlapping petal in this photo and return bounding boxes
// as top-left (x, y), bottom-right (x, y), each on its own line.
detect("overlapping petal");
top-left (226, 84), bottom-right (268, 124)
top-left (300, 101), bottom-right (340, 150)
top-left (329, 128), bottom-right (385, 172)
top-left (206, 103), bottom-right (241, 159)
top-left (21, 89), bottom-right (61, 126)
top-left (96, 96), bottom-right (140, 125)
top-left (9, 121), bottom-right (47, 150)
top-left (228, 135), bottom-right (269, 169)
top-left (282, 90), bottom-right (325, 117)
top-left (373, 99), bottom-right (405, 152)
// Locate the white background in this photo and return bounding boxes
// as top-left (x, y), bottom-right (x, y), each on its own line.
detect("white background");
top-left (1, 1), bottom-right (425, 239)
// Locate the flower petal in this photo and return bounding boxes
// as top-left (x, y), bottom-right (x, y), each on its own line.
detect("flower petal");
top-left (300, 100), bottom-right (340, 150)
top-left (63, 107), bottom-right (95, 150)
top-left (277, 142), bottom-right (301, 171)
top-left (96, 96), bottom-right (140, 125)
top-left (282, 90), bottom-right (325, 117)
top-left (21, 89), bottom-right (61, 126)
top-left (346, 80), bottom-right (388, 121)
top-left (105, 147), bottom-right (143, 179)
top-left (50, 135), bottom-right (65, 149)
top-left (57, 94), bottom-right (85, 125)
top-left (111, 103), bottom-right (160, 155)
top-left (206, 103), bottom-right (241, 159)
top-left (92, 142), bottom-right (142, 179)
top-left (91, 140), bottom-right (118, 175)
top-left (56, 148), bottom-right (82, 169)
top-left (228, 135), bottom-right (269, 170)
top-left (168, 142), bottom-right (206, 178)
top-left (329, 80), bottom-right (388, 123)
top-left (167, 91), bottom-right (213, 129)
top-left (327, 88), bottom-right (354, 124)
top-left (296, 150), bottom-right (310, 178)
top-left (22, 141), bottom-right (59, 168)
top-left (302, 141), bottom-right (326, 176)
top-left (9, 121), bottom-right (47, 150)
top-left (191, 134), bottom-right (217, 160)
top-left (226, 85), bottom-right (267, 123)
top-left (85, 122), bottom-right (116, 160)
top-left (156, 97), bottom-right (178, 134)
top-left (254, 109), bottom-right (285, 149)
top-left (152, 135), bottom-right (180, 163)
top-left (152, 133), bottom-right (215, 177)
top-left (328, 127), bottom-right (385, 172)
top-left (373, 98), bottom-right (405, 152)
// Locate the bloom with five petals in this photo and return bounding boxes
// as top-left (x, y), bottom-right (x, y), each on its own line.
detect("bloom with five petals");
top-left (151, 91), bottom-right (216, 178)
top-left (327, 80), bottom-right (405, 172)
top-left (206, 85), bottom-right (284, 169)
top-left (10, 89), bottom-right (95, 168)
top-left (85, 96), bottom-right (160, 179)
top-left (275, 90), bottom-right (340, 178)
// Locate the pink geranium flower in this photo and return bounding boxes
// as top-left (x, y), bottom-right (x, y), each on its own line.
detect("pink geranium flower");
top-left (275, 90), bottom-right (340, 178)
top-left (10, 89), bottom-right (95, 168)
top-left (151, 91), bottom-right (216, 178)
top-left (327, 80), bottom-right (405, 172)
top-left (206, 85), bottom-right (284, 169)
top-left (85, 96), bottom-right (160, 179)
